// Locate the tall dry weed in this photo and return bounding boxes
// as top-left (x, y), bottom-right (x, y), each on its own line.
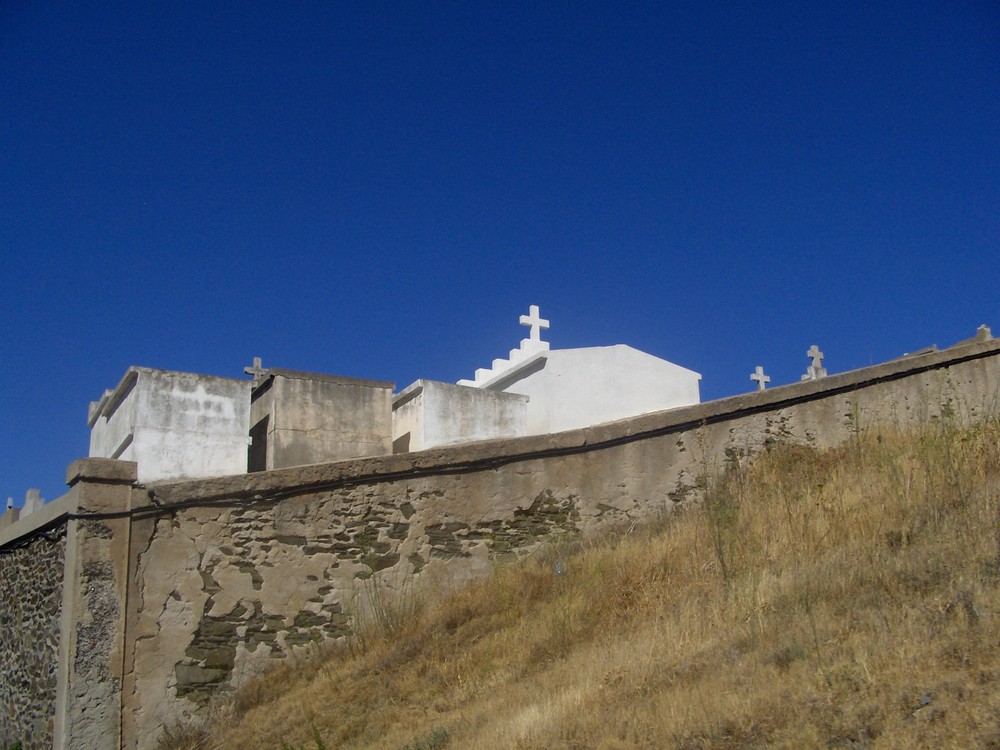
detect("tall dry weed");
top-left (163, 416), bottom-right (1000, 750)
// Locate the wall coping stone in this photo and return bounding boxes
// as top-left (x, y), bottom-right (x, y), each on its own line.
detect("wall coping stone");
top-left (0, 493), bottom-right (72, 549)
top-left (263, 368), bottom-right (395, 390)
top-left (67, 458), bottom-right (139, 487)
top-left (1, 461), bottom-right (138, 549)
top-left (144, 337), bottom-right (1000, 507)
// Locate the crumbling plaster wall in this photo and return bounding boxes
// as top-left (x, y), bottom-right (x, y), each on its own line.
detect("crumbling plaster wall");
top-left (123, 342), bottom-right (1000, 749)
top-left (0, 526), bottom-right (66, 750)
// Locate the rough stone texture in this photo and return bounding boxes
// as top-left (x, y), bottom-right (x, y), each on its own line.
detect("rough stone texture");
top-left (123, 340), bottom-right (1000, 750)
top-left (53, 459), bottom-right (139, 750)
top-left (0, 525), bottom-right (66, 750)
top-left (2, 339), bottom-right (997, 750)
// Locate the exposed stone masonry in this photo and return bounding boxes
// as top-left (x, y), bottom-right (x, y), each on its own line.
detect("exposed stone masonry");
top-left (0, 526), bottom-right (66, 750)
top-left (143, 483), bottom-right (585, 711)
top-left (0, 338), bottom-right (995, 750)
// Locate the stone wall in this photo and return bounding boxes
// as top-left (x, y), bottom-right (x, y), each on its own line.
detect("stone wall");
top-left (0, 525), bottom-right (66, 750)
top-left (122, 339), bottom-right (1000, 749)
top-left (1, 339), bottom-right (997, 750)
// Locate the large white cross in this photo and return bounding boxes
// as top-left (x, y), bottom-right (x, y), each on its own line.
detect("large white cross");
top-left (519, 304), bottom-right (550, 341)
top-left (750, 365), bottom-right (770, 391)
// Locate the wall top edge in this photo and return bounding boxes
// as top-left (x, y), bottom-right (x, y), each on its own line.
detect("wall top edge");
top-left (0, 493), bottom-right (75, 550)
top-left (262, 368), bottom-right (395, 390)
top-left (140, 338), bottom-right (1000, 507)
top-left (66, 458), bottom-right (139, 486)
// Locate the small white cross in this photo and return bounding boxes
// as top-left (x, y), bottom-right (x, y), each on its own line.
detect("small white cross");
top-left (806, 345), bottom-right (824, 369)
top-left (244, 357), bottom-right (266, 378)
top-left (519, 305), bottom-right (550, 342)
top-left (750, 365), bottom-right (770, 391)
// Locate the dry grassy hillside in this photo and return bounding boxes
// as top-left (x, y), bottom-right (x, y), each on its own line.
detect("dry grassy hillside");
top-left (165, 416), bottom-right (1000, 750)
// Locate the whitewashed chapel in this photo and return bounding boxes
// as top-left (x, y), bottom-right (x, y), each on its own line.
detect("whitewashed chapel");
top-left (84, 306), bottom-right (702, 483)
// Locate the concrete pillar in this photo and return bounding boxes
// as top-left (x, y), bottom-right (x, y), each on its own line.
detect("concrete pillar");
top-left (53, 458), bottom-right (138, 750)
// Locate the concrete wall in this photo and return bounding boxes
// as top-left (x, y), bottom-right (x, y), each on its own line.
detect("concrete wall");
top-left (250, 370), bottom-right (394, 470)
top-left (487, 345), bottom-right (702, 434)
top-left (119, 339), bottom-right (999, 748)
top-left (392, 379), bottom-right (529, 452)
top-left (89, 368), bottom-right (252, 482)
top-left (1, 338), bottom-right (997, 749)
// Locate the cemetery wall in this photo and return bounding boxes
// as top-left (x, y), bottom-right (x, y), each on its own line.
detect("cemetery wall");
top-left (122, 338), bottom-right (1000, 749)
top-left (0, 338), bottom-right (997, 750)
top-left (0, 524), bottom-right (66, 750)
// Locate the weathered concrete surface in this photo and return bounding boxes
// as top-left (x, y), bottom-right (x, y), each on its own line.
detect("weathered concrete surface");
top-left (53, 459), bottom-right (139, 750)
top-left (392, 379), bottom-right (529, 451)
top-left (250, 369), bottom-right (394, 471)
top-left (122, 338), bottom-right (1000, 749)
top-left (89, 368), bottom-right (251, 482)
top-left (1, 338), bottom-right (995, 749)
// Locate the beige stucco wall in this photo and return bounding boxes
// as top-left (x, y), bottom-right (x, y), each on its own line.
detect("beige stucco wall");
top-left (120, 340), bottom-right (1000, 748)
top-left (250, 371), bottom-right (394, 469)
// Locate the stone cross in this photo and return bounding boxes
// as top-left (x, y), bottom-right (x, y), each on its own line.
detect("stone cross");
top-left (244, 357), bottom-right (266, 378)
top-left (807, 345), bottom-right (824, 369)
top-left (801, 344), bottom-right (828, 381)
top-left (750, 365), bottom-right (770, 391)
top-left (519, 305), bottom-right (550, 342)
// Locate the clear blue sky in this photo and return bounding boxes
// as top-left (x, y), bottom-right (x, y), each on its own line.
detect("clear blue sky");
top-left (2, 1), bottom-right (997, 505)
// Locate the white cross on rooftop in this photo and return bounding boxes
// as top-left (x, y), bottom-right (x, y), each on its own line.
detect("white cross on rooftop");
top-left (519, 305), bottom-right (550, 342)
top-left (807, 345), bottom-right (824, 368)
top-left (750, 365), bottom-right (770, 391)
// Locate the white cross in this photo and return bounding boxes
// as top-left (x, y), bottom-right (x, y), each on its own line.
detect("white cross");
top-left (750, 365), bottom-right (770, 391)
top-left (519, 305), bottom-right (550, 342)
top-left (244, 357), bottom-right (266, 378)
top-left (807, 345), bottom-right (824, 369)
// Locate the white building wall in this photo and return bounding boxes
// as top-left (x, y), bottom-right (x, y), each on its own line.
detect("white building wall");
top-left (88, 368), bottom-right (252, 482)
top-left (486, 345), bottom-right (701, 434)
top-left (392, 380), bottom-right (528, 452)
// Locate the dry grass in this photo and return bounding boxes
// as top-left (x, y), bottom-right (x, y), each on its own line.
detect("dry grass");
top-left (163, 416), bottom-right (1000, 750)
